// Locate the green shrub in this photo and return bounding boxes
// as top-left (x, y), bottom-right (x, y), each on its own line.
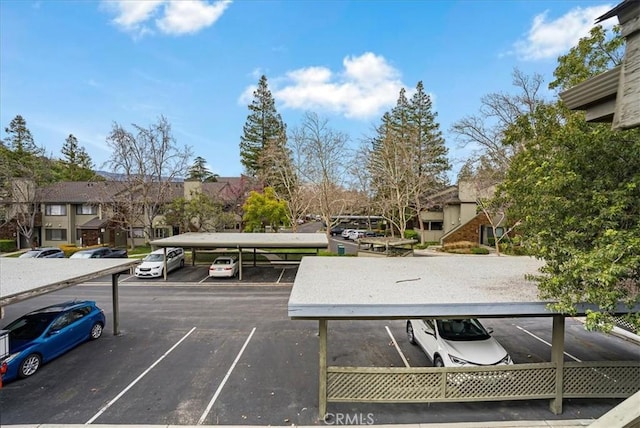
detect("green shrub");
top-left (404, 229), bottom-right (419, 240)
top-left (0, 239), bottom-right (17, 252)
top-left (470, 247), bottom-right (490, 255)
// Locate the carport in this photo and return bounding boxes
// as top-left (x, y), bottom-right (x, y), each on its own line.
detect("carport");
top-left (0, 258), bottom-right (138, 336)
top-left (149, 232), bottom-right (328, 280)
top-left (288, 256), bottom-right (640, 419)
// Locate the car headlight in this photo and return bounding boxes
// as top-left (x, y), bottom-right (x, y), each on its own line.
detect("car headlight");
top-left (448, 354), bottom-right (472, 365)
top-left (498, 354), bottom-right (513, 365)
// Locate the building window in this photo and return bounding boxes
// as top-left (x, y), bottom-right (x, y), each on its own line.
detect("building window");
top-left (428, 221), bottom-right (443, 231)
top-left (45, 204), bottom-right (67, 216)
top-left (76, 204), bottom-right (97, 215)
top-left (128, 227), bottom-right (145, 239)
top-left (154, 228), bottom-right (168, 239)
top-left (46, 229), bottom-right (67, 241)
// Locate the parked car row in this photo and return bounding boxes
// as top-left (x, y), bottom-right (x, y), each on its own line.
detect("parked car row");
top-left (17, 246), bottom-right (240, 281)
top-left (18, 247), bottom-right (128, 259)
top-left (340, 229), bottom-right (379, 241)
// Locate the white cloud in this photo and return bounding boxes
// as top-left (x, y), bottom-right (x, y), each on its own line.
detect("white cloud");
top-left (513, 4), bottom-right (614, 61)
top-left (249, 52), bottom-right (404, 120)
top-left (102, 0), bottom-right (231, 37)
top-left (157, 0), bottom-right (231, 35)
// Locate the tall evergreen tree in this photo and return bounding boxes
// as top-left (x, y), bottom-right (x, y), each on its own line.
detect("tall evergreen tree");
top-left (58, 134), bottom-right (96, 181)
top-left (407, 81), bottom-right (450, 242)
top-left (367, 83), bottom-right (450, 240)
top-left (4, 115), bottom-right (41, 156)
top-left (1, 115), bottom-right (53, 246)
top-left (408, 81), bottom-right (449, 183)
top-left (239, 75), bottom-right (287, 181)
top-left (187, 156), bottom-right (218, 182)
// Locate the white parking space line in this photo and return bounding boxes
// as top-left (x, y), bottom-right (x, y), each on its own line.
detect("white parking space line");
top-left (197, 327), bottom-right (257, 425)
top-left (85, 327), bottom-right (197, 425)
top-left (120, 274), bottom-right (135, 282)
top-left (515, 325), bottom-right (582, 362)
top-left (199, 275), bottom-right (210, 284)
top-left (385, 325), bottom-right (410, 367)
top-left (276, 269), bottom-right (285, 283)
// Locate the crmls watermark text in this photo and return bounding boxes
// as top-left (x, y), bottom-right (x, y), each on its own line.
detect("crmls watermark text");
top-left (323, 412), bottom-right (375, 425)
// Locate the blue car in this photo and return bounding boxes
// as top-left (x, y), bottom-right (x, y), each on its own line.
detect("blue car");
top-left (0, 301), bottom-right (105, 383)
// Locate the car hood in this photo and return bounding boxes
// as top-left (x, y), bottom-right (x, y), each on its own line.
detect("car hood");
top-left (441, 338), bottom-right (508, 365)
top-left (137, 261), bottom-right (164, 269)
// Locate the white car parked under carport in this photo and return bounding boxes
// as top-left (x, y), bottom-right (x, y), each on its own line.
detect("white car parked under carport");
top-left (406, 318), bottom-right (512, 367)
top-left (135, 247), bottom-right (185, 278)
top-left (209, 256), bottom-right (239, 278)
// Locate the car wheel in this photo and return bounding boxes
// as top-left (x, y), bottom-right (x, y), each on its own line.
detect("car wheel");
top-left (406, 322), bottom-right (416, 345)
top-left (19, 353), bottom-right (41, 378)
top-left (180, 259), bottom-right (185, 268)
top-left (90, 322), bottom-right (103, 340)
top-left (434, 355), bottom-right (445, 367)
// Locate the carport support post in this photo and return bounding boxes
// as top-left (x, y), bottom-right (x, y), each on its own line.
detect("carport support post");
top-left (111, 273), bottom-right (120, 335)
top-left (163, 247), bottom-right (168, 281)
top-left (550, 315), bottom-right (565, 414)
top-left (319, 319), bottom-right (328, 420)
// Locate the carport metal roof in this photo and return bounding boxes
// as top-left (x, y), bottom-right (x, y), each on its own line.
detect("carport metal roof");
top-left (287, 256), bottom-right (638, 319)
top-left (150, 232), bottom-right (328, 249)
top-left (0, 258), bottom-right (138, 334)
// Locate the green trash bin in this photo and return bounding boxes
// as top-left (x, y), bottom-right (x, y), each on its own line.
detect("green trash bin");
top-left (337, 244), bottom-right (345, 256)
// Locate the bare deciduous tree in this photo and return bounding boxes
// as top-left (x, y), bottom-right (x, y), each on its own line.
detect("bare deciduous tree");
top-left (290, 112), bottom-right (351, 238)
top-left (450, 68), bottom-right (545, 176)
top-left (102, 116), bottom-right (192, 248)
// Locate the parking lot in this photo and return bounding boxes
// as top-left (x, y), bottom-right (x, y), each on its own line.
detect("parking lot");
top-left (1, 273), bottom-right (639, 426)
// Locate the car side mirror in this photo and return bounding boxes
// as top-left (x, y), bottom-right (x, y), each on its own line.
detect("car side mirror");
top-left (486, 327), bottom-right (494, 334)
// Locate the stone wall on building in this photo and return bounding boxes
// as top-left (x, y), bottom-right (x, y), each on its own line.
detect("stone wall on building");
top-left (441, 212), bottom-right (489, 245)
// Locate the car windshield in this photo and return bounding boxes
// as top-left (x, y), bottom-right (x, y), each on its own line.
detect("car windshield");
top-left (214, 259), bottom-right (232, 265)
top-left (144, 254), bottom-right (164, 262)
top-left (437, 319), bottom-right (490, 341)
top-left (19, 251), bottom-right (41, 258)
top-left (71, 252), bottom-right (93, 259)
top-left (5, 312), bottom-right (59, 340)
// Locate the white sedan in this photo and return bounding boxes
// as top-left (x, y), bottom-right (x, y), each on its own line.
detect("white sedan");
top-left (135, 247), bottom-right (185, 278)
top-left (406, 318), bottom-right (512, 367)
top-left (209, 256), bottom-right (239, 278)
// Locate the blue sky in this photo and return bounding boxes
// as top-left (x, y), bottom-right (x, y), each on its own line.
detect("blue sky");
top-left (0, 0), bottom-right (616, 179)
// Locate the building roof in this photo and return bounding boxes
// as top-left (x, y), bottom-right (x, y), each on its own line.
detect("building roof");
top-left (596, 0), bottom-right (638, 23)
top-left (32, 176), bottom-right (253, 205)
top-left (150, 232), bottom-right (328, 249)
top-left (287, 256), bottom-right (638, 319)
top-left (78, 217), bottom-right (109, 229)
top-left (37, 181), bottom-right (117, 203)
